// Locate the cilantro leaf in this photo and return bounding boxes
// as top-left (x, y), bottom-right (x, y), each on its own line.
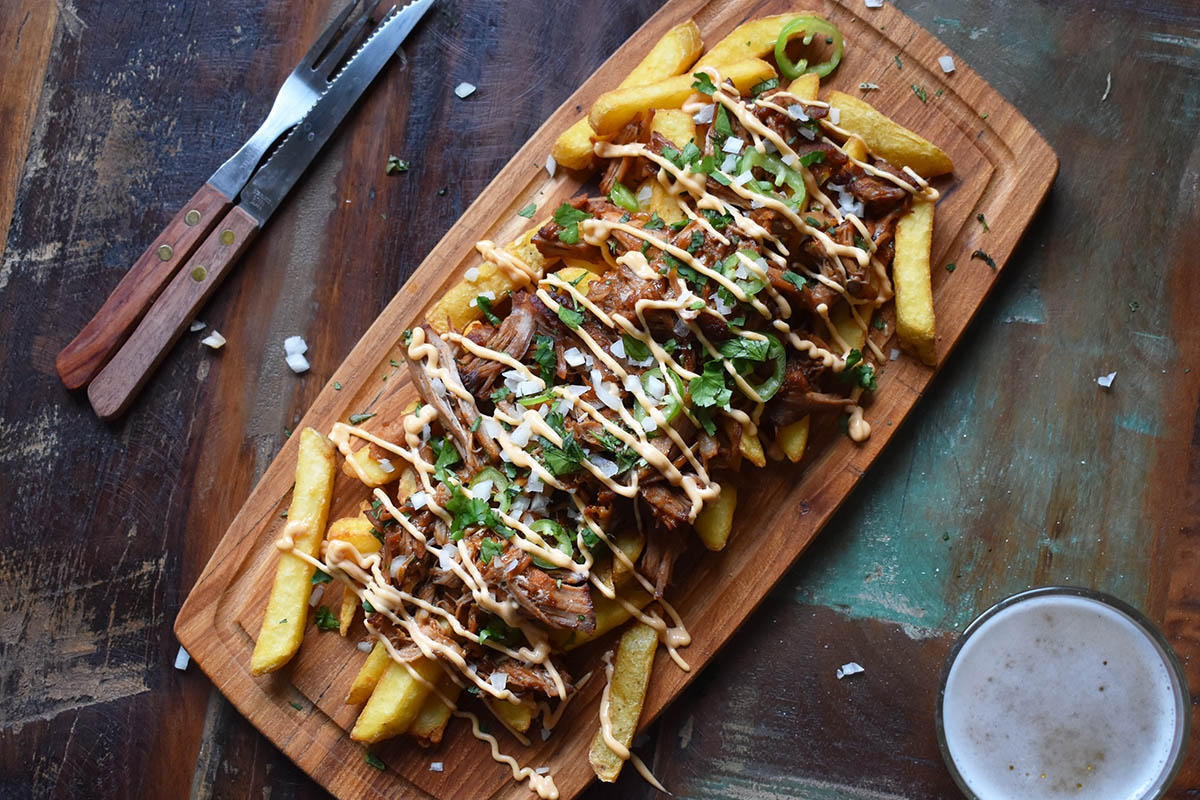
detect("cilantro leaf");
top-left (714, 104), bottom-right (733, 138)
top-left (553, 202), bottom-right (590, 244)
top-left (348, 412), bottom-right (375, 425)
top-left (538, 432), bottom-right (585, 476)
top-left (621, 334), bottom-right (652, 363)
top-left (718, 337), bottom-right (769, 362)
top-left (689, 361), bottom-right (732, 409)
top-left (533, 335), bottom-right (556, 383)
top-left (782, 270), bottom-right (808, 290)
top-left (556, 305), bottom-right (585, 330)
top-left (643, 213), bottom-right (665, 231)
top-left (385, 155), bottom-right (409, 175)
top-left (314, 605), bottom-right (339, 631)
top-left (480, 537), bottom-right (504, 565)
top-left (799, 150), bottom-right (825, 167)
top-left (691, 71), bottom-right (717, 95)
top-left (517, 202), bottom-right (537, 218)
top-left (475, 294), bottom-right (501, 325)
top-left (311, 570), bottom-right (333, 585)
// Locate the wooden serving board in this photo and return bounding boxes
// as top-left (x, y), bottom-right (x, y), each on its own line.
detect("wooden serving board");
top-left (175, 0), bottom-right (1057, 797)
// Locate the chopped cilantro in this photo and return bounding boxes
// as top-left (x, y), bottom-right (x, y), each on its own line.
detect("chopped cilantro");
top-left (873, 316), bottom-right (887, 331)
top-left (680, 140), bottom-right (702, 166)
top-left (782, 270), bottom-right (808, 290)
top-left (480, 537), bottom-right (504, 565)
top-left (621, 334), bottom-right (652, 363)
top-left (479, 616), bottom-right (522, 648)
top-left (364, 752), bottom-right (386, 770)
top-left (714, 104), bottom-right (733, 138)
top-left (517, 201), bottom-right (537, 218)
top-left (842, 349), bottom-right (879, 391)
top-left (385, 155), bottom-right (409, 175)
top-left (691, 71), bottom-right (717, 95)
top-left (609, 181), bottom-right (639, 213)
top-left (314, 605), bottom-right (339, 631)
top-left (553, 202), bottom-right (590, 244)
top-left (750, 76), bottom-right (779, 96)
top-left (971, 249), bottom-right (997, 269)
top-left (556, 304), bottom-right (585, 330)
top-left (976, 212), bottom-right (990, 232)
top-left (348, 412), bottom-right (375, 425)
top-left (475, 294), bottom-right (501, 324)
top-left (289, 701), bottom-right (304, 711)
top-left (945, 262), bottom-right (957, 273)
top-left (894, 54), bottom-right (903, 70)
top-left (432, 436), bottom-right (461, 480)
top-left (799, 150), bottom-right (825, 168)
top-left (690, 361), bottom-right (732, 409)
top-left (718, 337), bottom-right (769, 362)
top-left (362, 599), bottom-right (375, 614)
top-left (538, 432), bottom-right (585, 476)
top-left (533, 335), bottom-right (556, 383)
top-left (700, 208), bottom-right (733, 230)
top-left (333, 381), bottom-right (342, 390)
top-left (490, 385), bottom-right (512, 403)
top-left (311, 570), bottom-right (332, 585)
top-left (912, 84), bottom-right (927, 102)
top-left (687, 230), bottom-right (706, 254)
top-left (643, 213), bottom-right (665, 230)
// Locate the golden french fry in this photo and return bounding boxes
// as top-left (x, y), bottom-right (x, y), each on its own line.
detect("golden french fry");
top-left (694, 484), bottom-right (737, 551)
top-left (325, 515), bottom-right (383, 634)
top-left (410, 673), bottom-right (460, 747)
top-left (588, 622), bottom-right (659, 782)
top-left (893, 197), bottom-right (937, 365)
top-left (842, 133), bottom-right (868, 162)
top-left (251, 428), bottom-right (337, 675)
top-left (649, 108), bottom-right (696, 150)
top-left (341, 445), bottom-right (401, 487)
top-left (552, 265), bottom-right (602, 293)
top-left (777, 416), bottom-right (811, 463)
top-left (590, 58), bottom-right (776, 136)
top-left (610, 530), bottom-right (646, 590)
top-left (831, 299), bottom-right (868, 353)
top-left (695, 14), bottom-right (796, 69)
top-left (641, 179), bottom-right (686, 225)
top-left (552, 20), bottom-right (704, 170)
top-left (488, 696), bottom-right (535, 734)
top-left (826, 91), bottom-right (954, 177)
top-left (351, 657), bottom-right (443, 743)
top-left (787, 71), bottom-right (820, 101)
top-left (739, 431), bottom-right (766, 468)
top-left (347, 640), bottom-right (392, 705)
top-left (427, 228), bottom-right (546, 334)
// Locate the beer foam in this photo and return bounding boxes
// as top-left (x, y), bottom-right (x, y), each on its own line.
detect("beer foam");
top-left (940, 593), bottom-right (1187, 799)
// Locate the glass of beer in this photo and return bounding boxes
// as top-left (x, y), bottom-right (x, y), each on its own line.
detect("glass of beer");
top-left (937, 587), bottom-right (1191, 799)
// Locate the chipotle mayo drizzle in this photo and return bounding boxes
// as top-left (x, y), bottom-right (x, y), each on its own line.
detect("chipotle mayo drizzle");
top-left (309, 62), bottom-right (927, 795)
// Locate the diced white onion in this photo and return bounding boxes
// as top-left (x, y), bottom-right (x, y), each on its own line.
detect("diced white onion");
top-left (545, 154), bottom-right (557, 177)
top-left (865, 0), bottom-right (884, 7)
top-left (720, 153), bottom-right (738, 173)
top-left (734, 262), bottom-right (750, 280)
top-left (732, 170), bottom-right (754, 187)
top-left (673, 317), bottom-right (691, 338)
top-left (640, 416), bottom-right (658, 433)
top-left (565, 385), bottom-right (589, 396)
top-left (482, 418), bottom-right (506, 441)
top-left (390, 557), bottom-right (404, 579)
top-left (781, 153), bottom-right (797, 166)
top-left (489, 671), bottom-right (509, 691)
top-left (610, 339), bottom-right (627, 359)
top-left (938, 55), bottom-right (956, 73)
top-left (1097, 371), bottom-right (1117, 388)
top-left (509, 420), bottom-right (533, 447)
top-left (536, 767), bottom-right (550, 775)
top-left (410, 491), bottom-right (428, 510)
top-left (437, 545), bottom-right (458, 571)
top-left (541, 727), bottom-right (552, 741)
top-left (510, 494), bottom-right (531, 516)
top-left (596, 382), bottom-right (623, 411)
top-left (591, 455), bottom-right (619, 478)
top-left (763, 138), bottom-right (778, 154)
top-left (200, 330), bottom-right (226, 349)
top-left (623, 374), bottom-right (641, 393)
top-left (715, 294), bottom-right (734, 316)
top-left (564, 347), bottom-right (586, 367)
top-left (636, 183), bottom-right (653, 205)
top-left (786, 104), bottom-right (810, 122)
top-left (796, 125), bottom-right (816, 141)
top-left (430, 376), bottom-right (447, 396)
top-left (189, 320), bottom-right (206, 332)
top-left (430, 762), bottom-right (444, 773)
top-left (722, 136), bottom-right (744, 155)
top-left (454, 81), bottom-right (476, 99)
top-left (470, 480), bottom-right (493, 500)
top-left (283, 335), bottom-right (307, 356)
top-left (836, 661), bottom-right (865, 679)
top-left (174, 646), bottom-right (191, 671)
top-left (357, 641), bottom-right (373, 653)
top-left (889, 348), bottom-right (901, 361)
top-left (377, 458), bottom-right (395, 473)
top-left (286, 352), bottom-right (310, 373)
top-left (308, 584), bottom-right (325, 607)
top-left (527, 472), bottom-right (544, 494)
top-left (645, 373), bottom-right (666, 401)
top-left (692, 103), bottom-right (715, 124)
top-left (553, 399), bottom-right (573, 417)
top-left (536, 403), bottom-right (551, 418)
top-left (464, 266), bottom-right (480, 282)
top-left (829, 106), bottom-right (841, 125)
top-left (516, 379), bottom-right (543, 398)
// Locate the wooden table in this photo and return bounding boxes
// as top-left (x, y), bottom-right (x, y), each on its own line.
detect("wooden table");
top-left (2, 0), bottom-right (1198, 797)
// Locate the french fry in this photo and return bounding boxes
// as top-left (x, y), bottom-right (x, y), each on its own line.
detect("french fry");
top-left (609, 530), bottom-right (646, 590)
top-left (777, 416), bottom-right (811, 463)
top-left (588, 622), bottom-right (659, 782)
top-left (250, 428), bottom-right (336, 675)
top-left (552, 265), bottom-right (602, 293)
top-left (694, 14), bottom-right (796, 69)
top-left (842, 133), bottom-right (868, 163)
top-left (427, 228), bottom-right (546, 334)
top-left (694, 484), bottom-right (737, 551)
top-left (552, 20), bottom-right (703, 170)
top-left (649, 108), bottom-right (696, 150)
top-left (589, 58), bottom-right (776, 136)
top-left (326, 515), bottom-right (382, 634)
top-left (488, 696), bottom-right (535, 735)
top-left (351, 656), bottom-right (443, 743)
top-left (893, 197), bottom-right (937, 365)
top-left (787, 71), bottom-right (820, 101)
top-left (643, 178), bottom-right (687, 225)
top-left (347, 640), bottom-right (392, 704)
top-left (826, 91), bottom-right (954, 177)
top-left (341, 445), bottom-right (401, 487)
top-left (410, 673), bottom-right (460, 747)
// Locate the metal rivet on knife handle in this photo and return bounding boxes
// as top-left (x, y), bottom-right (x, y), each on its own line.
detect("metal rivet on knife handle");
top-left (157, 245), bottom-right (173, 261)
top-left (220, 229), bottom-right (236, 246)
top-left (191, 266), bottom-right (208, 282)
top-left (185, 209), bottom-right (202, 225)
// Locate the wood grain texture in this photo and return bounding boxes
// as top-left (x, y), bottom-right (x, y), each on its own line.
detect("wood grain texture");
top-left (4, 1), bottom-right (1200, 799)
top-left (174, 1), bottom-right (1056, 798)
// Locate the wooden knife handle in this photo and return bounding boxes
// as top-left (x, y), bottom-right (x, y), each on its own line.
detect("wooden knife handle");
top-left (56, 183), bottom-right (232, 390)
top-left (87, 206), bottom-right (261, 420)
